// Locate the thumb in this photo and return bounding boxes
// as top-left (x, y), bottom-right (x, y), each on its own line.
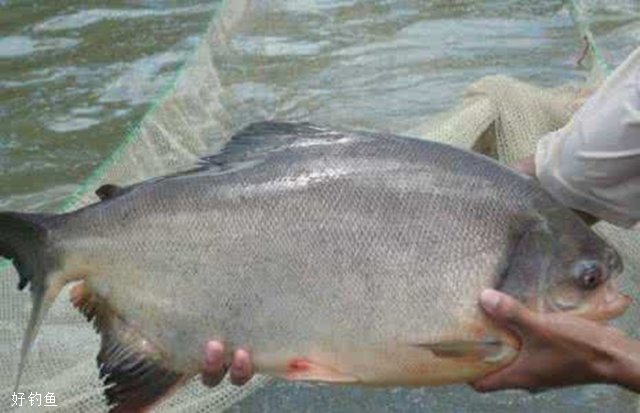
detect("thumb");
top-left (479, 289), bottom-right (536, 334)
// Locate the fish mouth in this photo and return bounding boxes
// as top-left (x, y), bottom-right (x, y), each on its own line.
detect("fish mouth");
top-left (566, 280), bottom-right (632, 322)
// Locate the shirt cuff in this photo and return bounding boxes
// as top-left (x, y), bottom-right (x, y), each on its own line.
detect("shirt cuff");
top-left (535, 132), bottom-right (638, 229)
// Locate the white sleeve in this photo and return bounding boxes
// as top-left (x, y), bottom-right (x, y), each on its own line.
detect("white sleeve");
top-left (535, 47), bottom-right (640, 229)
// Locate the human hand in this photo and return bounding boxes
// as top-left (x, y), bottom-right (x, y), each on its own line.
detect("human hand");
top-left (472, 289), bottom-right (639, 393)
top-left (201, 341), bottom-right (254, 387)
top-left (511, 155), bottom-right (536, 178)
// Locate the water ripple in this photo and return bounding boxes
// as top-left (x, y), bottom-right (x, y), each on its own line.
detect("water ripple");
top-left (0, 36), bottom-right (79, 58)
top-left (33, 5), bottom-right (216, 32)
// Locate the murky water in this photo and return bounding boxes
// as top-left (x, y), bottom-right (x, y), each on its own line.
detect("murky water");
top-left (1, 1), bottom-right (639, 412)
top-left (0, 1), bottom-right (216, 209)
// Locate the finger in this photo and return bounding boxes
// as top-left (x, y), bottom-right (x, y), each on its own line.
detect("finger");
top-left (510, 155), bottom-right (535, 177)
top-left (202, 341), bottom-right (228, 387)
top-left (479, 289), bottom-right (537, 335)
top-left (471, 364), bottom-right (534, 393)
top-left (471, 378), bottom-right (506, 393)
top-left (229, 348), bottom-right (253, 386)
top-left (471, 378), bottom-right (545, 394)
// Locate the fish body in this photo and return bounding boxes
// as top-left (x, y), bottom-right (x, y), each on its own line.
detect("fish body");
top-left (0, 122), bottom-right (627, 411)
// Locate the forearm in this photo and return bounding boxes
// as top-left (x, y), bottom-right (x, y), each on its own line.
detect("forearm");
top-left (534, 47), bottom-right (640, 229)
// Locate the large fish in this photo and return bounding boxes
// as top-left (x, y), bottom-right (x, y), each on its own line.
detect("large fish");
top-left (0, 122), bottom-right (629, 412)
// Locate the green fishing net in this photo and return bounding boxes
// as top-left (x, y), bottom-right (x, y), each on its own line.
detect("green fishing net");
top-left (1, 1), bottom-right (639, 411)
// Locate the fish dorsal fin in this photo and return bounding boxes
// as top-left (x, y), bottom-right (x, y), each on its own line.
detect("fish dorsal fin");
top-left (195, 121), bottom-right (353, 172)
top-left (91, 122), bottom-right (360, 191)
top-left (70, 283), bottom-right (186, 412)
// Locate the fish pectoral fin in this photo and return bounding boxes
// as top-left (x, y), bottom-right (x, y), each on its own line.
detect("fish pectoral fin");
top-left (70, 282), bottom-right (186, 412)
top-left (285, 357), bottom-right (359, 384)
top-left (413, 339), bottom-right (514, 362)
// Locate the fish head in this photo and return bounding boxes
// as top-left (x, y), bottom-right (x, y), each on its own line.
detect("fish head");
top-left (542, 223), bottom-right (628, 321)
top-left (500, 210), bottom-right (629, 321)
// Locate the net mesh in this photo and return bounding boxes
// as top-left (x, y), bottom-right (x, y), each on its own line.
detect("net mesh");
top-left (1, 0), bottom-right (638, 412)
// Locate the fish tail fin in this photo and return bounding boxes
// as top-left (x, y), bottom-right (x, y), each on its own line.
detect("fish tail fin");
top-left (0, 212), bottom-right (68, 390)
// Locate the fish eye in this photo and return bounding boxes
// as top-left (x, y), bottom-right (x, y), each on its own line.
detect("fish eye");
top-left (574, 261), bottom-right (605, 290)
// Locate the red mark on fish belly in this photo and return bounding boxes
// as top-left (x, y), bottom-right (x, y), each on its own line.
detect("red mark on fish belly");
top-left (287, 358), bottom-right (310, 374)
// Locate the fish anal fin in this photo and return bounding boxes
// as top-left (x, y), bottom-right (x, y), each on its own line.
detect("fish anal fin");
top-left (414, 339), bottom-right (515, 362)
top-left (100, 332), bottom-right (185, 413)
top-left (70, 282), bottom-right (186, 412)
top-left (70, 282), bottom-right (101, 324)
top-left (285, 357), bottom-right (359, 383)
